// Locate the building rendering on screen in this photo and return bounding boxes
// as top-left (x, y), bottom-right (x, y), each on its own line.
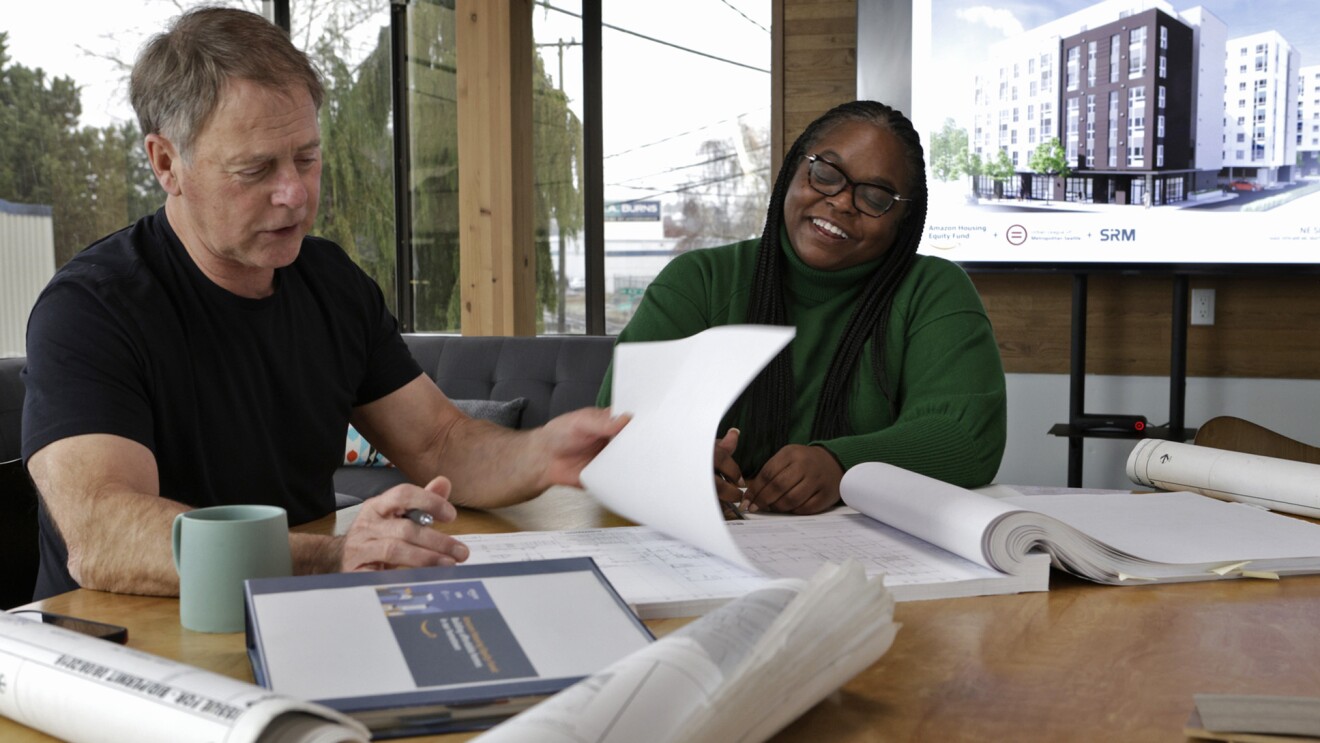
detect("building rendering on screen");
top-left (967, 0), bottom-right (1304, 207)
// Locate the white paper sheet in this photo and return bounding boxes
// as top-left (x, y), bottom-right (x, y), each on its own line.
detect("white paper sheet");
top-left (581, 325), bottom-right (794, 570)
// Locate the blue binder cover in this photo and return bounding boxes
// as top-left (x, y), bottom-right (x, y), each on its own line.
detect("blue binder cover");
top-left (244, 557), bottom-right (652, 739)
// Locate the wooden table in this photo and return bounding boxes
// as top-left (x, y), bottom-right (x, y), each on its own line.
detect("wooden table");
top-left (9, 487), bottom-right (1320, 742)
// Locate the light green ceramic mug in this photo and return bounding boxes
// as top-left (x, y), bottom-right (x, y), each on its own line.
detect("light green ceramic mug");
top-left (171, 504), bottom-right (293, 633)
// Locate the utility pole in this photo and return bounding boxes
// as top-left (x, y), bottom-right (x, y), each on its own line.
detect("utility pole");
top-left (535, 37), bottom-right (581, 332)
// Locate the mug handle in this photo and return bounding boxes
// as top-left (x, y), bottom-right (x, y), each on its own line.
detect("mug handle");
top-left (171, 513), bottom-right (186, 574)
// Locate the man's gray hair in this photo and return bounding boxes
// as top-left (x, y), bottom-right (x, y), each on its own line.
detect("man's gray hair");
top-left (130, 6), bottom-right (324, 157)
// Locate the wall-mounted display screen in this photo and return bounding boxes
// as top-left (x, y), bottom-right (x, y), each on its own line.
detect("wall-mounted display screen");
top-left (861, 0), bottom-right (1320, 271)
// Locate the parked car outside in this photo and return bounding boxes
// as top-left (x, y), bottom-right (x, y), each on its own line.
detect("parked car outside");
top-left (1229, 179), bottom-right (1262, 192)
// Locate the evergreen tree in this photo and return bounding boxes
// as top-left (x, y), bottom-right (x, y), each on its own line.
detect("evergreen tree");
top-left (0, 33), bottom-right (159, 267)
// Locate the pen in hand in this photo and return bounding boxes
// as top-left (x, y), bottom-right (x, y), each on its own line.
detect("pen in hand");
top-left (404, 508), bottom-right (434, 527)
top-left (721, 499), bottom-right (745, 520)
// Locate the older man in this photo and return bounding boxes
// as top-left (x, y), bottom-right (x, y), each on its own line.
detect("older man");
top-left (21, 7), bottom-right (623, 600)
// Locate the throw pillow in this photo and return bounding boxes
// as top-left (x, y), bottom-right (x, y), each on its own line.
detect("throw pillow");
top-left (341, 397), bottom-right (528, 466)
top-left (452, 397), bottom-right (528, 428)
top-left (343, 424), bottom-right (392, 467)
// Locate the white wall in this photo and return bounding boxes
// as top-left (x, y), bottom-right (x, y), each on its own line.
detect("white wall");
top-left (997, 373), bottom-right (1320, 489)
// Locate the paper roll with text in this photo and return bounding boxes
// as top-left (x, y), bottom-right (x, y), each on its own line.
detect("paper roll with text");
top-left (1127, 439), bottom-right (1320, 518)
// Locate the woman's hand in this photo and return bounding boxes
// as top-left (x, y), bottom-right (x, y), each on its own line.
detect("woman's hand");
top-left (713, 428), bottom-right (744, 504)
top-left (744, 444), bottom-right (843, 514)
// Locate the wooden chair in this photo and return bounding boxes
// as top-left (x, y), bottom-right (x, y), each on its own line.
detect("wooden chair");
top-left (1192, 416), bottom-right (1320, 466)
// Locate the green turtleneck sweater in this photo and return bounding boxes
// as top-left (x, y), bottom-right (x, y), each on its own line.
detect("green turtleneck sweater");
top-left (596, 236), bottom-right (1007, 488)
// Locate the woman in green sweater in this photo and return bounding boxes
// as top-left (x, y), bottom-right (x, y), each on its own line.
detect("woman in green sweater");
top-left (598, 100), bottom-right (1007, 514)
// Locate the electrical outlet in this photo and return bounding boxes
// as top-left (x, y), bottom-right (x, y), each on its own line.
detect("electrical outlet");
top-left (1191, 288), bottom-right (1215, 326)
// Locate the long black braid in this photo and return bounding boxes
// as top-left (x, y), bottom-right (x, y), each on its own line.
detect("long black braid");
top-left (735, 101), bottom-right (929, 475)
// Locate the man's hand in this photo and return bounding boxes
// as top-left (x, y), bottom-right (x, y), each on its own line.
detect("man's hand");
top-left (339, 476), bottom-right (470, 571)
top-left (714, 427), bottom-right (744, 503)
top-left (743, 444), bottom-right (844, 515)
top-left (529, 408), bottom-right (630, 490)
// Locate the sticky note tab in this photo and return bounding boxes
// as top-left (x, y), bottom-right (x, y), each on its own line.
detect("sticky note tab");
top-left (1211, 561), bottom-right (1251, 576)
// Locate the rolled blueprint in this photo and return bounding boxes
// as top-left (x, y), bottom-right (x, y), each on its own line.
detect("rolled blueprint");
top-left (1127, 439), bottom-right (1320, 518)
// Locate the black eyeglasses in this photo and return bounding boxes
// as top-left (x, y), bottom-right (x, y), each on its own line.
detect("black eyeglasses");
top-left (805, 154), bottom-right (912, 217)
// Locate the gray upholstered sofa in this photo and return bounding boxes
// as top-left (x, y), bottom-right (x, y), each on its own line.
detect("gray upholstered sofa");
top-left (332, 334), bottom-right (616, 504)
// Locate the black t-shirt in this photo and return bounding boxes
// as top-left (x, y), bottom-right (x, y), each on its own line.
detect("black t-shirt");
top-left (21, 209), bottom-right (421, 599)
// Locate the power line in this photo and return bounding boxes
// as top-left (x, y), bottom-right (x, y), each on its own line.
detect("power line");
top-left (611, 143), bottom-right (771, 187)
top-left (535, 1), bottom-right (770, 75)
top-left (603, 108), bottom-right (770, 161)
top-left (607, 168), bottom-right (768, 202)
top-left (717, 0), bottom-right (770, 35)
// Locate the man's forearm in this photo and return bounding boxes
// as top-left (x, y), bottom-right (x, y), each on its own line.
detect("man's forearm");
top-left (425, 418), bottom-right (546, 508)
top-left (64, 491), bottom-right (188, 597)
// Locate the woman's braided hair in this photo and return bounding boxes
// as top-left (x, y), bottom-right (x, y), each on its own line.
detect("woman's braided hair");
top-left (735, 100), bottom-right (928, 475)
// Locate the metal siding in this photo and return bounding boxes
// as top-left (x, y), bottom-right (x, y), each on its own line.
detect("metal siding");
top-left (0, 209), bottom-right (56, 357)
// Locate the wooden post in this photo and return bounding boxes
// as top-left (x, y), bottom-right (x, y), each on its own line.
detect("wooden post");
top-left (456, 0), bottom-right (534, 336)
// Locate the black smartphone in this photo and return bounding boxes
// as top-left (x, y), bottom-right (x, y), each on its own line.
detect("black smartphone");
top-left (9, 610), bottom-right (129, 644)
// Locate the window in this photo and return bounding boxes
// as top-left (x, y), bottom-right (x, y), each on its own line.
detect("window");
top-left (1066, 97), bottom-right (1080, 162)
top-left (1066, 46), bottom-right (1080, 91)
top-left (0, 1), bottom-right (771, 339)
top-left (1087, 41), bottom-right (1097, 87)
top-left (1159, 55), bottom-right (1166, 79)
top-left (598, 1), bottom-right (771, 332)
top-left (1159, 85), bottom-right (1166, 109)
top-left (1159, 25), bottom-right (1168, 50)
top-left (1085, 95), bottom-right (1096, 166)
top-left (1157, 115), bottom-right (1165, 138)
top-left (1110, 34), bottom-right (1120, 83)
top-left (1108, 90), bottom-right (1119, 167)
top-left (1128, 27), bottom-right (1147, 78)
top-left (1127, 87), bottom-right (1145, 166)
top-left (0, 0), bottom-right (401, 351)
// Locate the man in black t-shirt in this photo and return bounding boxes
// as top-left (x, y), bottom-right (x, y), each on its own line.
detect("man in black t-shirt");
top-left (20, 8), bottom-right (624, 600)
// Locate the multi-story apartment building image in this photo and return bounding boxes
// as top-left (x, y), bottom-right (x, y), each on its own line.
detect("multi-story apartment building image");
top-left (1222, 32), bottom-right (1299, 187)
top-left (1295, 65), bottom-right (1320, 177)
top-left (968, 0), bottom-right (1228, 207)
